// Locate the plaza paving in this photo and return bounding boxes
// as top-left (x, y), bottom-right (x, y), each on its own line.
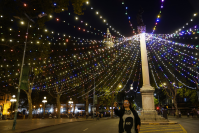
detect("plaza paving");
top-left (0, 115), bottom-right (198, 133)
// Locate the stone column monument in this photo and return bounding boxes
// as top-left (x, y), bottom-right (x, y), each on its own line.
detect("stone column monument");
top-left (137, 26), bottom-right (167, 121)
top-left (138, 26), bottom-right (155, 111)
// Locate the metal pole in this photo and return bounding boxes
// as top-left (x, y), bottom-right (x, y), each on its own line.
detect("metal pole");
top-left (93, 73), bottom-right (95, 119)
top-left (12, 21), bottom-right (29, 130)
top-left (11, 102), bottom-right (13, 119)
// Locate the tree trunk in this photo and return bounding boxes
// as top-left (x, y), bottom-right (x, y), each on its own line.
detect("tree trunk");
top-left (106, 106), bottom-right (109, 116)
top-left (73, 103), bottom-right (76, 114)
top-left (27, 89), bottom-right (32, 119)
top-left (111, 92), bottom-right (114, 118)
top-left (27, 76), bottom-right (34, 119)
top-left (56, 94), bottom-right (61, 119)
top-left (85, 94), bottom-right (89, 114)
top-left (173, 97), bottom-right (178, 117)
top-left (66, 101), bottom-right (68, 115)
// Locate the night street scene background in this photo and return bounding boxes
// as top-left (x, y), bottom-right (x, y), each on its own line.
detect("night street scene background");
top-left (0, 0), bottom-right (199, 133)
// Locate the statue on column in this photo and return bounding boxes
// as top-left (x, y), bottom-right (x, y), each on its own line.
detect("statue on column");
top-left (137, 7), bottom-right (144, 26)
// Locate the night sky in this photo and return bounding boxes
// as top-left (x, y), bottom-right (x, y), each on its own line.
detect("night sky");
top-left (46, 0), bottom-right (199, 40)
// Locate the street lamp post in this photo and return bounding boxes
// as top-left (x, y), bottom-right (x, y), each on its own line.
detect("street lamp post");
top-left (42, 97), bottom-right (47, 119)
top-left (33, 106), bottom-right (35, 118)
top-left (40, 104), bottom-right (42, 118)
top-left (10, 95), bottom-right (17, 120)
top-left (68, 99), bottom-right (73, 118)
top-left (12, 12), bottom-right (47, 130)
top-left (89, 72), bottom-right (100, 119)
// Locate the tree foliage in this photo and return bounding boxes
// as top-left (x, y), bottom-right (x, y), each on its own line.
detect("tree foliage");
top-left (154, 97), bottom-right (159, 106)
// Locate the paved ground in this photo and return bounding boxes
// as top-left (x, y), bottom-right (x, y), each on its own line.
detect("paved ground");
top-left (24, 119), bottom-right (187, 133)
top-left (140, 124), bottom-right (187, 133)
top-left (0, 117), bottom-right (96, 133)
top-left (167, 115), bottom-right (199, 133)
top-left (0, 115), bottom-right (198, 133)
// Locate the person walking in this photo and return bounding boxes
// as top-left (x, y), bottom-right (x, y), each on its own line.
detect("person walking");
top-left (114, 99), bottom-right (141, 133)
top-left (187, 111), bottom-right (190, 117)
top-left (179, 110), bottom-right (181, 118)
top-left (86, 111), bottom-right (89, 119)
top-left (191, 110), bottom-right (194, 118)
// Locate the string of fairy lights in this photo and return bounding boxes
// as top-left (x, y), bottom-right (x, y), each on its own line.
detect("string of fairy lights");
top-left (151, 0), bottom-right (165, 33)
top-left (0, 0), bottom-right (199, 103)
top-left (76, 44), bottom-right (138, 98)
top-left (46, 45), bottom-right (130, 95)
top-left (48, 43), bottom-right (135, 97)
top-left (36, 43), bottom-right (131, 93)
top-left (147, 40), bottom-right (197, 89)
top-left (121, 1), bottom-right (136, 34)
top-left (149, 34), bottom-right (199, 50)
top-left (148, 41), bottom-right (198, 83)
top-left (0, 43), bottom-right (110, 80)
top-left (97, 49), bottom-right (139, 97)
top-left (148, 37), bottom-right (199, 64)
top-left (149, 39), bottom-right (199, 75)
top-left (171, 13), bottom-right (198, 35)
top-left (86, 2), bottom-right (125, 38)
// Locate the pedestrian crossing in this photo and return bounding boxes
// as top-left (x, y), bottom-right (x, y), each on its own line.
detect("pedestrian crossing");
top-left (140, 124), bottom-right (187, 133)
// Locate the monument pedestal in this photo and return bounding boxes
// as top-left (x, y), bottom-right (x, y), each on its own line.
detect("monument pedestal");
top-left (140, 86), bottom-right (168, 122)
top-left (140, 85), bottom-right (155, 111)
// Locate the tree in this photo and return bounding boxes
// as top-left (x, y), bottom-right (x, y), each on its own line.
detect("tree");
top-left (154, 97), bottom-right (159, 106)
top-left (177, 87), bottom-right (198, 104)
top-left (0, 0), bottom-right (87, 119)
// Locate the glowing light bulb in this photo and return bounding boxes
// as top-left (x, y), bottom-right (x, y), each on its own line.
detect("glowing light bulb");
top-left (96, 11), bottom-right (99, 14)
top-left (75, 17), bottom-right (78, 20)
top-left (86, 1), bottom-right (89, 4)
top-left (194, 14), bottom-right (197, 16)
top-left (49, 15), bottom-right (52, 18)
top-left (21, 21), bottom-right (24, 25)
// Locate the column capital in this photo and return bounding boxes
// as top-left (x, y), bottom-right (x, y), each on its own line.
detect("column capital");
top-left (137, 25), bottom-right (146, 33)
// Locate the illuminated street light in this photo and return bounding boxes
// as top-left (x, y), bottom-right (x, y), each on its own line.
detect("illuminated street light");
top-left (42, 97), bottom-right (47, 119)
top-left (130, 84), bottom-right (133, 90)
top-left (10, 95), bottom-right (17, 119)
top-left (12, 12), bottom-right (47, 130)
